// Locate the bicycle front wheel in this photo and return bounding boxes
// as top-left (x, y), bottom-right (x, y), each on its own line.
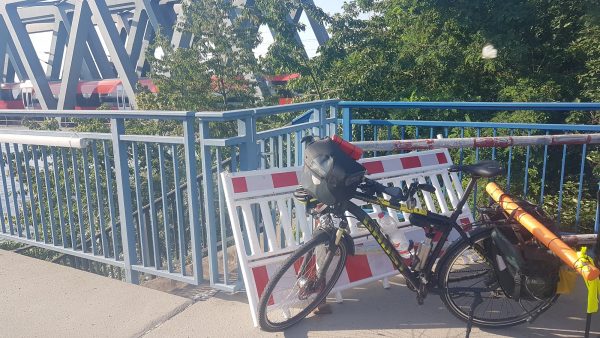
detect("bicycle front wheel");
top-left (258, 230), bottom-right (348, 332)
top-left (437, 227), bottom-right (558, 328)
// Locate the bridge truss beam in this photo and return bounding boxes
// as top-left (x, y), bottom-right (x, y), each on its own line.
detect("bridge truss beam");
top-left (0, 0), bottom-right (330, 110)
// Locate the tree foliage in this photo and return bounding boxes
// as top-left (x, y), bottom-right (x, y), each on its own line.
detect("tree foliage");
top-left (254, 0), bottom-right (330, 100)
top-left (138, 0), bottom-right (262, 111)
top-left (137, 37), bottom-right (218, 111)
top-left (288, 0), bottom-right (599, 111)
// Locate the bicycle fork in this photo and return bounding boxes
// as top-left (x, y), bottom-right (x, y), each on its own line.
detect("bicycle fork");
top-left (297, 228), bottom-right (344, 298)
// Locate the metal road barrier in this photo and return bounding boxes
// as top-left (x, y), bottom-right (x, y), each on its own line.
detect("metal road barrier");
top-left (221, 149), bottom-right (474, 326)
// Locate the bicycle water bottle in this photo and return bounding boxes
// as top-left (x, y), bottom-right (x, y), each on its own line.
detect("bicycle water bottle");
top-left (414, 237), bottom-right (432, 271)
top-left (376, 212), bottom-right (411, 259)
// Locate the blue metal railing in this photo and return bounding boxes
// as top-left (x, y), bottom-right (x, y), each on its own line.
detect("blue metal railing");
top-left (0, 100), bottom-right (598, 291)
top-left (339, 101), bottom-right (600, 232)
top-left (0, 111), bottom-right (202, 286)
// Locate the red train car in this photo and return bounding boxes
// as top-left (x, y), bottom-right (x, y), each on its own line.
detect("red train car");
top-left (0, 78), bottom-right (158, 110)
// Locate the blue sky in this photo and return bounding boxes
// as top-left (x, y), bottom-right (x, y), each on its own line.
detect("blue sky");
top-left (299, 0), bottom-right (345, 56)
top-left (314, 0), bottom-right (345, 15)
top-left (256, 0), bottom-right (344, 58)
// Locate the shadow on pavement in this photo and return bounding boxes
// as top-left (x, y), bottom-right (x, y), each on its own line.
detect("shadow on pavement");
top-left (278, 276), bottom-right (599, 338)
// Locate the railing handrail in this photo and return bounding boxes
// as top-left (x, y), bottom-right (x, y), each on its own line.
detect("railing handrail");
top-left (194, 99), bottom-right (339, 121)
top-left (339, 101), bottom-right (600, 110)
top-left (0, 100), bottom-right (598, 290)
top-left (0, 109), bottom-right (195, 120)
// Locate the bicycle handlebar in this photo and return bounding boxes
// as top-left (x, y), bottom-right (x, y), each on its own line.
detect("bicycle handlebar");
top-left (361, 177), bottom-right (436, 203)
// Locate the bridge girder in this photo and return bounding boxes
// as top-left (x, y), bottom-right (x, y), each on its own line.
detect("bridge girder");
top-left (0, 0), bottom-right (330, 110)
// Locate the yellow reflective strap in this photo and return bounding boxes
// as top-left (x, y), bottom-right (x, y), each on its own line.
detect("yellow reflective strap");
top-left (577, 247), bottom-right (599, 314)
top-left (584, 278), bottom-right (599, 313)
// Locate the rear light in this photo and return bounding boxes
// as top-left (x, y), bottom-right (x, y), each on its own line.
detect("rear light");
top-left (331, 135), bottom-right (363, 160)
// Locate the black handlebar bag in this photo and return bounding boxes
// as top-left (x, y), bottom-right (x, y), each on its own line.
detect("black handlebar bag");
top-left (300, 137), bottom-right (366, 206)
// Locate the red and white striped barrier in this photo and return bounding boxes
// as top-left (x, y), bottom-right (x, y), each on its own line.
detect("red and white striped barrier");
top-left (221, 149), bottom-right (474, 326)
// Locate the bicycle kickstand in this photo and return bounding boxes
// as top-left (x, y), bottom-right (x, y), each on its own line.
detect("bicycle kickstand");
top-left (465, 292), bottom-right (483, 338)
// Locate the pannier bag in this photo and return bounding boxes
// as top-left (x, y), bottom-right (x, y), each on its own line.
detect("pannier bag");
top-left (490, 229), bottom-right (560, 301)
top-left (300, 136), bottom-right (366, 205)
top-left (485, 199), bottom-right (561, 301)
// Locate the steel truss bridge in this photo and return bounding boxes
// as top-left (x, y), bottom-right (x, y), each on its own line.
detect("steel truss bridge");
top-left (0, 0), bottom-right (329, 110)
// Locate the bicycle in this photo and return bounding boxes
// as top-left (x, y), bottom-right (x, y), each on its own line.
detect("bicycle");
top-left (257, 159), bottom-right (558, 331)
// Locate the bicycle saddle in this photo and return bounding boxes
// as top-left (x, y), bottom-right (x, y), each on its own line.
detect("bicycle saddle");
top-left (448, 160), bottom-right (503, 178)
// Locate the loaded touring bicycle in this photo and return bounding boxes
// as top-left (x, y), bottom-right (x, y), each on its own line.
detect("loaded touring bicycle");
top-left (257, 136), bottom-right (562, 332)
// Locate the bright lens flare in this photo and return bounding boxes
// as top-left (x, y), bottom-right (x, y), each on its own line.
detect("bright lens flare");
top-left (482, 44), bottom-right (498, 59)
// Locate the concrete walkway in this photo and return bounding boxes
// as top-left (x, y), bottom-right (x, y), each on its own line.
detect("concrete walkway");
top-left (1, 249), bottom-right (599, 338)
top-left (0, 250), bottom-right (192, 338)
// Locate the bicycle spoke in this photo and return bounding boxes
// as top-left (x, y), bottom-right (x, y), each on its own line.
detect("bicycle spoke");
top-left (441, 230), bottom-right (556, 326)
top-left (261, 234), bottom-right (345, 328)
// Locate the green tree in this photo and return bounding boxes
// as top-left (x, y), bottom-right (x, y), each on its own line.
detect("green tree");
top-left (137, 37), bottom-right (217, 111)
top-left (138, 0), bottom-right (261, 111)
top-left (289, 0), bottom-right (598, 108)
top-left (181, 0), bottom-right (261, 110)
top-left (255, 0), bottom-right (330, 101)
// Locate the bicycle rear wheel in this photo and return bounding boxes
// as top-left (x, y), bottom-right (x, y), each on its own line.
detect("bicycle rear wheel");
top-left (258, 230), bottom-right (348, 332)
top-left (438, 227), bottom-right (558, 328)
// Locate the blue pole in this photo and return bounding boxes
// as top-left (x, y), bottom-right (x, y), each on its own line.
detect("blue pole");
top-left (183, 115), bottom-right (204, 284)
top-left (199, 119), bottom-right (219, 284)
top-left (575, 144), bottom-right (587, 229)
top-left (595, 182), bottom-right (599, 234)
top-left (342, 107), bottom-right (352, 141)
top-left (110, 118), bottom-right (139, 284)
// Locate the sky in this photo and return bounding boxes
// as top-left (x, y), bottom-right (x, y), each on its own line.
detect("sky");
top-left (29, 0), bottom-right (346, 74)
top-left (255, 0), bottom-right (345, 58)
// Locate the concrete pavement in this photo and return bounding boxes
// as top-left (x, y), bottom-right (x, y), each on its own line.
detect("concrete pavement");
top-left (1, 249), bottom-right (599, 337)
top-left (147, 277), bottom-right (600, 338)
top-left (0, 250), bottom-right (192, 338)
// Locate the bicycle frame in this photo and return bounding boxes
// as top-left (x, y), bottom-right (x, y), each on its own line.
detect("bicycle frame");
top-left (340, 177), bottom-right (480, 297)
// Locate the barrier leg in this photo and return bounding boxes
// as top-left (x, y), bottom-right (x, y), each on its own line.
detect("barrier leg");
top-left (335, 291), bottom-right (343, 303)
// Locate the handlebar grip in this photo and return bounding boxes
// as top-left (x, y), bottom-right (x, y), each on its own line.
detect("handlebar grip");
top-left (364, 178), bottom-right (408, 201)
top-left (383, 186), bottom-right (404, 200)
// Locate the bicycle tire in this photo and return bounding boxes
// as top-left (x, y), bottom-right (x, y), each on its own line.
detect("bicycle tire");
top-left (258, 229), bottom-right (348, 331)
top-left (437, 227), bottom-right (558, 328)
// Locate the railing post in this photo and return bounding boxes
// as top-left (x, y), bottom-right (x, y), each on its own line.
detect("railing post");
top-left (183, 114), bottom-right (204, 284)
top-left (238, 114), bottom-right (258, 171)
top-left (342, 107), bottom-right (352, 141)
top-left (198, 118), bottom-right (219, 284)
top-left (110, 118), bottom-right (139, 284)
top-left (318, 105), bottom-right (327, 138)
top-left (595, 182), bottom-right (600, 234)
top-left (237, 113), bottom-right (260, 291)
top-left (309, 108), bottom-right (321, 138)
